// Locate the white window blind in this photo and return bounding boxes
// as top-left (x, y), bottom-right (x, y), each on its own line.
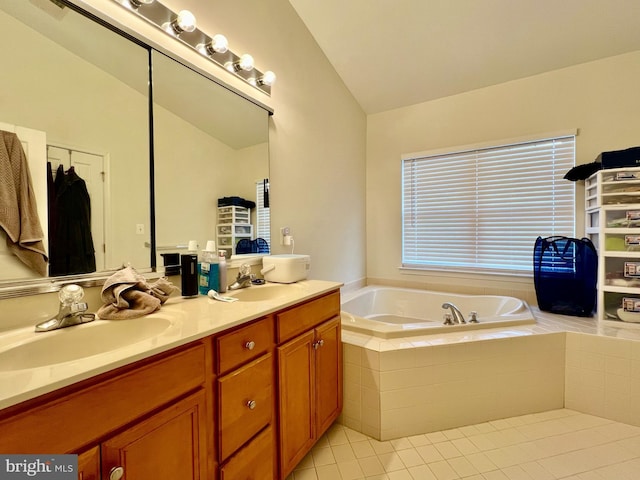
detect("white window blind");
top-left (402, 134), bottom-right (576, 273)
top-left (255, 179), bottom-right (270, 249)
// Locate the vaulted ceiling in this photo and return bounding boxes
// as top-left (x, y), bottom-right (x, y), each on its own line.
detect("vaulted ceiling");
top-left (288, 0), bottom-right (640, 114)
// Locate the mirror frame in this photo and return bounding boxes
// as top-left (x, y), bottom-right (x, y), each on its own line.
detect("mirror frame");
top-left (0, 0), bottom-right (272, 300)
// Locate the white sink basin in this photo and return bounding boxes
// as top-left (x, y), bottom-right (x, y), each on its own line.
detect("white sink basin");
top-left (227, 284), bottom-right (297, 302)
top-left (0, 316), bottom-right (173, 371)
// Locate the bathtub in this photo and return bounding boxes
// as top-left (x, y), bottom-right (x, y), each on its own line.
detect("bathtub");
top-left (341, 285), bottom-right (534, 338)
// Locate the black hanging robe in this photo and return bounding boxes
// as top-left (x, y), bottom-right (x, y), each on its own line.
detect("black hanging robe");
top-left (48, 164), bottom-right (96, 276)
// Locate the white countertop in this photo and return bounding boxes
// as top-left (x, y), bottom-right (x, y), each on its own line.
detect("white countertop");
top-left (0, 280), bottom-right (342, 410)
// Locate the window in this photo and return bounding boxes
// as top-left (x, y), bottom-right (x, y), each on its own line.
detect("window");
top-left (402, 133), bottom-right (576, 274)
top-left (255, 179), bottom-right (271, 248)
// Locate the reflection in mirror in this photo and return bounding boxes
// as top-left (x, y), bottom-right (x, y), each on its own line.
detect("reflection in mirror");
top-left (0, 0), bottom-right (150, 286)
top-left (152, 51), bottom-right (270, 266)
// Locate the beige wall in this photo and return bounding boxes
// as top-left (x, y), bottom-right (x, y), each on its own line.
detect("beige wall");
top-left (366, 51), bottom-right (640, 302)
top-left (76, 0), bottom-right (367, 288)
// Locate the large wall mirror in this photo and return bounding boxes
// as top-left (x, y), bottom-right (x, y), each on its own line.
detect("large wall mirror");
top-left (152, 51), bottom-right (270, 266)
top-left (0, 0), bottom-right (270, 297)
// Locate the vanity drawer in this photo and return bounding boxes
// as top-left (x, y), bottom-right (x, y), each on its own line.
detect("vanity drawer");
top-left (216, 315), bottom-right (274, 375)
top-left (218, 352), bottom-right (273, 462)
top-left (220, 425), bottom-right (274, 480)
top-left (276, 291), bottom-right (340, 343)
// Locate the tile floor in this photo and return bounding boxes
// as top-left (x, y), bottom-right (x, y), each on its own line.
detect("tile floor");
top-left (286, 409), bottom-right (640, 480)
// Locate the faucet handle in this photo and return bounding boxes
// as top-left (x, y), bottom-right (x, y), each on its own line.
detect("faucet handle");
top-left (443, 313), bottom-right (454, 325)
top-left (469, 311), bottom-right (479, 323)
top-left (70, 302), bottom-right (89, 313)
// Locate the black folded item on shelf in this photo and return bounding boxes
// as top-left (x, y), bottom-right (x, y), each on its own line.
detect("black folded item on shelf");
top-left (598, 146), bottom-right (640, 169)
top-left (217, 196), bottom-right (256, 209)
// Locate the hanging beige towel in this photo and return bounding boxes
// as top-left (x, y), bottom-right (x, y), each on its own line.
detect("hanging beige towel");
top-left (0, 130), bottom-right (47, 275)
top-left (97, 266), bottom-right (179, 320)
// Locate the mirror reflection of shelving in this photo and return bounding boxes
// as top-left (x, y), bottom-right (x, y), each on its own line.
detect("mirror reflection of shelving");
top-left (586, 167), bottom-right (640, 326)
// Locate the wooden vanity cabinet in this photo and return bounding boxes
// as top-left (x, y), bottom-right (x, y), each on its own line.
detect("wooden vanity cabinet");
top-left (276, 292), bottom-right (343, 478)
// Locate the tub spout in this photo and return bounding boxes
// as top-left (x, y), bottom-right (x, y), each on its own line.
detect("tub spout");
top-left (442, 302), bottom-right (466, 324)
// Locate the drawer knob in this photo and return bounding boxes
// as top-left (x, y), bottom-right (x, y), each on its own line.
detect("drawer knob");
top-left (247, 400), bottom-right (257, 410)
top-left (245, 341), bottom-right (256, 350)
top-left (313, 339), bottom-right (325, 349)
top-left (109, 466), bottom-right (124, 480)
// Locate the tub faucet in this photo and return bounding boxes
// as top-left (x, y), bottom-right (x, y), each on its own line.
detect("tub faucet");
top-left (442, 302), bottom-right (466, 324)
top-left (228, 263), bottom-right (254, 290)
top-left (35, 284), bottom-right (95, 332)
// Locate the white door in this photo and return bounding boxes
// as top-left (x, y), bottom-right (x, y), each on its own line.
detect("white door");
top-left (0, 121), bottom-right (48, 278)
top-left (48, 146), bottom-right (106, 271)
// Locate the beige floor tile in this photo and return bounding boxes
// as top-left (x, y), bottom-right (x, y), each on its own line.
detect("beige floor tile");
top-left (312, 447), bottom-right (336, 467)
top-left (332, 443), bottom-right (357, 463)
top-left (414, 444), bottom-right (444, 463)
top-left (396, 448), bottom-right (424, 468)
top-left (447, 456), bottom-right (479, 477)
top-left (377, 452), bottom-right (406, 473)
top-left (425, 460), bottom-right (459, 480)
top-left (358, 456), bottom-right (386, 477)
top-left (352, 440), bottom-right (377, 459)
top-left (293, 468), bottom-right (319, 480)
top-left (433, 441), bottom-right (462, 459)
top-left (406, 464), bottom-right (437, 480)
top-left (385, 470), bottom-right (413, 480)
top-left (337, 459), bottom-right (365, 480)
top-left (315, 463), bottom-right (341, 480)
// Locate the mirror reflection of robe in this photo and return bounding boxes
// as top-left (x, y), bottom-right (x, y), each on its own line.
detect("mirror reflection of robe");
top-left (47, 163), bottom-right (96, 276)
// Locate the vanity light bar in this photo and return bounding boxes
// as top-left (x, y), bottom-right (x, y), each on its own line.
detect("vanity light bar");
top-left (113, 0), bottom-right (275, 95)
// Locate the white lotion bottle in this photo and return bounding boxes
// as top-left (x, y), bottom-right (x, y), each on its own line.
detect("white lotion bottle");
top-left (218, 250), bottom-right (228, 293)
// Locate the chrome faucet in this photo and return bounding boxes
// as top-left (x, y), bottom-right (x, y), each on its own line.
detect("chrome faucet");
top-left (442, 302), bottom-right (466, 325)
top-left (228, 264), bottom-right (254, 290)
top-left (35, 285), bottom-right (95, 332)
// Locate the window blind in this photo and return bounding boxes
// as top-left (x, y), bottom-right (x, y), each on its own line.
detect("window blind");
top-left (402, 135), bottom-right (576, 273)
top-left (255, 179), bottom-right (271, 246)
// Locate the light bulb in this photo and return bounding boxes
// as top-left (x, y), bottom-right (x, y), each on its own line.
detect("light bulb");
top-left (210, 34), bottom-right (228, 54)
top-left (198, 34), bottom-right (229, 56)
top-left (168, 10), bottom-right (196, 34)
top-left (238, 54), bottom-right (254, 72)
top-left (259, 71), bottom-right (276, 86)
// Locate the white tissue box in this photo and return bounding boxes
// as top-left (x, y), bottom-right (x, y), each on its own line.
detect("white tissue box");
top-left (261, 254), bottom-right (310, 283)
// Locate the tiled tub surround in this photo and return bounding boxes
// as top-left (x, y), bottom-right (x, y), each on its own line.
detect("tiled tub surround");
top-left (341, 307), bottom-right (640, 441)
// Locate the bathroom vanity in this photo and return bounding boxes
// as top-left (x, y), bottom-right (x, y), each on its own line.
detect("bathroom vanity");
top-left (0, 280), bottom-right (342, 480)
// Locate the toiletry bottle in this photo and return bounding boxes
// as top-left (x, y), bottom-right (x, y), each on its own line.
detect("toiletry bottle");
top-left (218, 250), bottom-right (228, 293)
top-left (181, 241), bottom-right (199, 297)
top-left (198, 240), bottom-right (217, 295)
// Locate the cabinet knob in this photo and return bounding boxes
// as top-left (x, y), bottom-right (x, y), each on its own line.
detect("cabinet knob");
top-left (109, 466), bottom-right (124, 480)
top-left (246, 400), bottom-right (256, 410)
top-left (313, 339), bottom-right (325, 349)
top-left (245, 341), bottom-right (256, 350)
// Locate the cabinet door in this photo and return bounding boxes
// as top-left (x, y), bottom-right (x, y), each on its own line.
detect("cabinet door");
top-left (101, 390), bottom-right (208, 480)
top-left (77, 446), bottom-right (100, 480)
top-left (277, 330), bottom-right (315, 477)
top-left (315, 317), bottom-right (343, 437)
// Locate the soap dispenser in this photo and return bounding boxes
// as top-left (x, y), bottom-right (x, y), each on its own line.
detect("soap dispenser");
top-left (181, 240), bottom-right (199, 297)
